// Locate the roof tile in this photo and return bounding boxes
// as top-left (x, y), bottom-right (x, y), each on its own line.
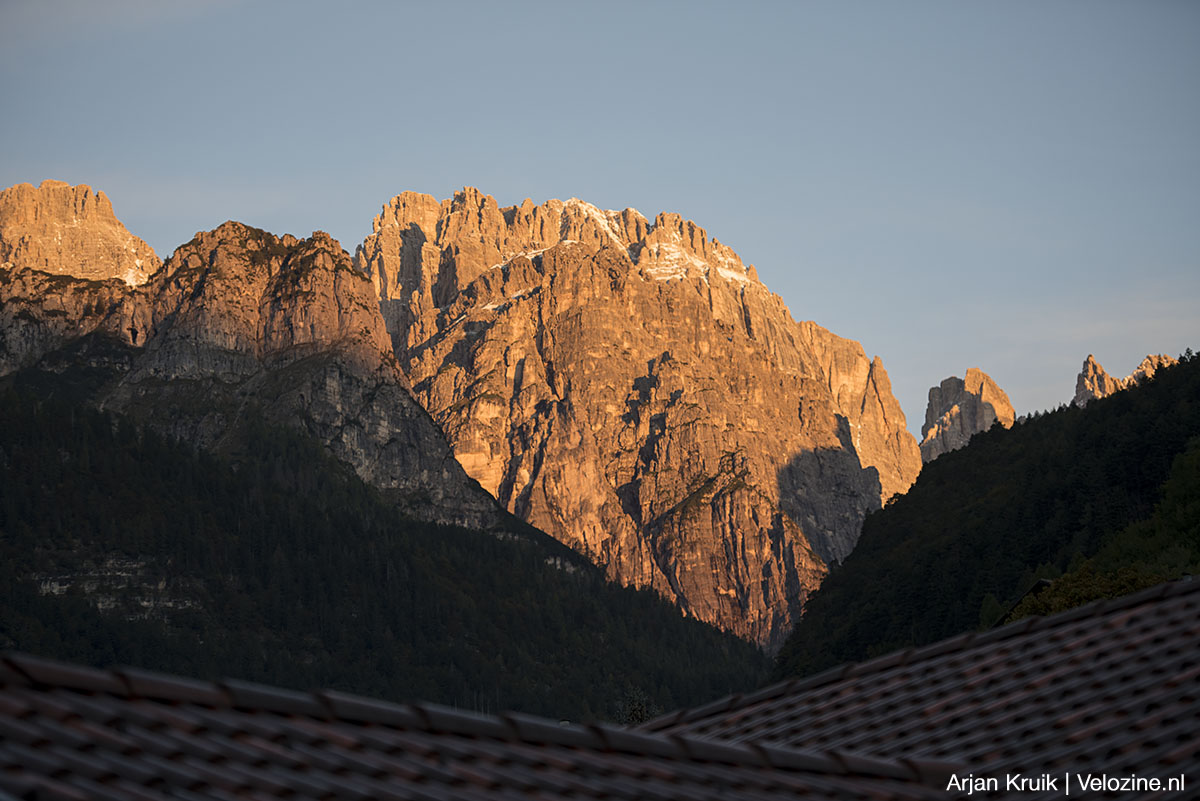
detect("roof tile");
top-left (750, 743), bottom-right (840, 773)
top-left (0, 775), bottom-right (65, 801)
top-left (0, 713), bottom-right (47, 746)
top-left (54, 775), bottom-right (129, 801)
top-left (30, 716), bottom-right (93, 750)
top-left (416, 702), bottom-right (512, 740)
top-left (4, 653), bottom-right (126, 695)
top-left (830, 749), bottom-right (915, 781)
top-left (318, 689), bottom-right (424, 727)
top-left (901, 757), bottom-right (963, 787)
top-left (115, 666), bottom-right (228, 707)
top-left (501, 711), bottom-right (602, 749)
top-left (648, 577), bottom-right (1200, 798)
top-left (672, 734), bottom-right (762, 767)
top-left (44, 744), bottom-right (118, 780)
top-left (0, 661), bottom-right (29, 688)
top-left (0, 740), bottom-right (65, 774)
top-left (135, 752), bottom-right (208, 788)
top-left (218, 677), bottom-right (325, 717)
top-left (595, 725), bottom-right (685, 759)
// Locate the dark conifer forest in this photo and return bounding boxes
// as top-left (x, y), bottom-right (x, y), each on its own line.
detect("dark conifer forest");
top-left (0, 384), bottom-right (767, 722)
top-left (6, 351), bottom-right (1197, 715)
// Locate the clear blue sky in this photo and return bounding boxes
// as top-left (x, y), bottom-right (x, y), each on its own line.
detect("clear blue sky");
top-left (3, 0), bottom-right (1197, 434)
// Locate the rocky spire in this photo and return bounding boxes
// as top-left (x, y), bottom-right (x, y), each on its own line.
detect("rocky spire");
top-left (1073, 353), bottom-right (1179, 407)
top-left (920, 368), bottom-right (1015, 462)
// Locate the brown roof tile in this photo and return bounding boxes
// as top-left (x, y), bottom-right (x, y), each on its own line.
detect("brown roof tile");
top-left (645, 577), bottom-right (1200, 799)
top-left (4, 653), bottom-right (127, 696)
top-left (115, 665), bottom-right (229, 706)
top-left (1, 655), bottom-right (955, 800)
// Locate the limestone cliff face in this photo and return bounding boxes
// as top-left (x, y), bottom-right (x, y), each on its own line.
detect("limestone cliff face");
top-left (0, 264), bottom-right (145, 375)
top-left (0, 181), bottom-right (160, 373)
top-left (359, 189), bottom-right (921, 648)
top-left (0, 180), bottom-right (159, 286)
top-left (0, 187), bottom-right (501, 529)
top-left (111, 223), bottom-right (501, 528)
top-left (920, 368), bottom-right (1015, 462)
top-left (1073, 353), bottom-right (1179, 407)
top-left (128, 223), bottom-right (392, 379)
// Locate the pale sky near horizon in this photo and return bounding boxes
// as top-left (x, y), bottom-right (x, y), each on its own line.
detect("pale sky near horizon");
top-left (2, 0), bottom-right (1197, 436)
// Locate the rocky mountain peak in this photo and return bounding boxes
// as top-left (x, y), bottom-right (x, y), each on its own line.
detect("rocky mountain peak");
top-left (144, 222), bottom-right (390, 376)
top-left (1073, 353), bottom-right (1179, 407)
top-left (920, 367), bottom-right (1015, 462)
top-left (1073, 355), bottom-right (1121, 407)
top-left (358, 188), bottom-right (921, 647)
top-left (1127, 353), bottom-right (1177, 385)
top-left (357, 189), bottom-right (764, 358)
top-left (0, 180), bottom-right (503, 530)
top-left (371, 191), bottom-right (442, 236)
top-left (0, 179), bottom-right (160, 286)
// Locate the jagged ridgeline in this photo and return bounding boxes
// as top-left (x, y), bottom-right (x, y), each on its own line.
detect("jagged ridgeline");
top-left (1, 180), bottom-right (923, 651)
top-left (0, 384), bottom-right (767, 721)
top-left (358, 189), bottom-right (921, 648)
top-left (0, 180), bottom-right (769, 719)
top-left (774, 354), bottom-right (1200, 680)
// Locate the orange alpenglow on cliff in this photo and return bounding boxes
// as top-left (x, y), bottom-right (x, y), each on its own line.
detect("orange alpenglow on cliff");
top-left (358, 188), bottom-right (922, 649)
top-left (0, 180), bottom-right (160, 287)
top-left (920, 367), bottom-right (1015, 462)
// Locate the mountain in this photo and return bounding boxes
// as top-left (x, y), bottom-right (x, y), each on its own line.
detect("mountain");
top-left (1073, 352), bottom-right (1178, 407)
top-left (1, 180), bottom-right (921, 652)
top-left (103, 221), bottom-right (501, 527)
top-left (774, 352), bottom-right (1199, 679)
top-left (0, 181), bottom-right (158, 375)
top-left (358, 188), bottom-right (921, 648)
top-left (919, 367), bottom-right (1014, 462)
top-left (0, 180), bottom-right (159, 287)
top-left (1, 180), bottom-right (497, 528)
top-left (0, 180), bottom-right (771, 718)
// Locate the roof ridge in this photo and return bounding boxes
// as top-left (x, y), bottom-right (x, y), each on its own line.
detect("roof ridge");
top-left (0, 650), bottom-right (959, 787)
top-left (644, 576), bottom-right (1199, 731)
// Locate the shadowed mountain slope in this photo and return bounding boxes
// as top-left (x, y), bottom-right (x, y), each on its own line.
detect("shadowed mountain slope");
top-left (0, 385), bottom-right (768, 721)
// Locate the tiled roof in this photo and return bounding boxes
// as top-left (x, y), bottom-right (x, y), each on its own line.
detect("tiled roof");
top-left (644, 578), bottom-right (1200, 799)
top-left (0, 652), bottom-right (958, 801)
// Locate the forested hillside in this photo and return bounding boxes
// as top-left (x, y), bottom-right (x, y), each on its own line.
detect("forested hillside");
top-left (1006, 435), bottom-right (1200, 620)
top-left (775, 352), bottom-right (1200, 679)
top-left (0, 386), bottom-right (768, 722)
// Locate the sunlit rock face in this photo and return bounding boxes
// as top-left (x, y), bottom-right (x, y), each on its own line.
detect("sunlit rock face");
top-left (0, 180), bottom-right (161, 374)
top-left (1073, 353), bottom-right (1179, 408)
top-left (920, 367), bottom-right (1015, 463)
top-left (0, 187), bottom-right (502, 530)
top-left (111, 222), bottom-right (505, 529)
top-left (0, 180), bottom-right (160, 287)
top-left (359, 188), bottom-right (921, 648)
